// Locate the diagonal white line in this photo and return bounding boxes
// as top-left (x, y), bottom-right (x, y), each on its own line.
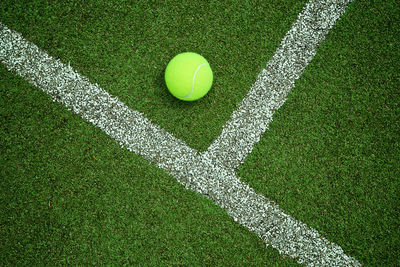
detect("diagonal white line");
top-left (204, 0), bottom-right (354, 170)
top-left (0, 3), bottom-right (360, 264)
top-left (0, 22), bottom-right (197, 170)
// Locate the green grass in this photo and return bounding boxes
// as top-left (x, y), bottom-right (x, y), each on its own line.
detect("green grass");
top-left (0, 64), bottom-right (298, 265)
top-left (238, 1), bottom-right (400, 265)
top-left (0, 0), bottom-right (307, 151)
top-left (1, 0), bottom-right (400, 265)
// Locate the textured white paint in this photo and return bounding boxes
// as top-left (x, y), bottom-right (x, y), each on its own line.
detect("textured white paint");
top-left (0, 0), bottom-right (360, 264)
top-left (204, 0), bottom-right (355, 172)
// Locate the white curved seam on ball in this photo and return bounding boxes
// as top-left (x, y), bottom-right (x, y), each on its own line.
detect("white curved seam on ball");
top-left (182, 63), bottom-right (207, 99)
top-left (0, 4), bottom-right (361, 264)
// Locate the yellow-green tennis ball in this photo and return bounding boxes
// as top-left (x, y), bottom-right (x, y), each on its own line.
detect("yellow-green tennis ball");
top-left (165, 52), bottom-right (213, 101)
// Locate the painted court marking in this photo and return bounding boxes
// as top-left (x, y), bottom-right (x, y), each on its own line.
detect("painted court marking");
top-left (0, 0), bottom-right (360, 265)
top-left (204, 0), bottom-right (354, 170)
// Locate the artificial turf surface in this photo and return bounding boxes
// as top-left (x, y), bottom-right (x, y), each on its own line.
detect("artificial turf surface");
top-left (1, 0), bottom-right (399, 265)
top-left (0, 0), bottom-right (307, 151)
top-left (0, 64), bottom-right (299, 266)
top-left (238, 0), bottom-right (400, 265)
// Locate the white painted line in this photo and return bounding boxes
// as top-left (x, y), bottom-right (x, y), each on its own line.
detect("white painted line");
top-left (203, 0), bottom-right (354, 170)
top-left (0, 22), bottom-right (197, 170)
top-left (0, 10), bottom-right (360, 266)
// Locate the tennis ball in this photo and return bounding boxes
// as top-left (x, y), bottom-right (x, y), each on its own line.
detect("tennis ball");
top-left (165, 52), bottom-right (213, 101)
